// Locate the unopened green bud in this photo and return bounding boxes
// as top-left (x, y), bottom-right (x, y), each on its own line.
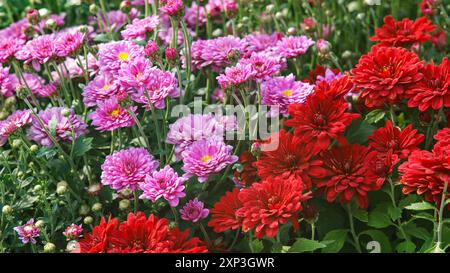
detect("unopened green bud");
top-left (2, 205), bottom-right (13, 215)
top-left (44, 242), bottom-right (56, 253)
top-left (119, 199), bottom-right (131, 211)
top-left (79, 204), bottom-right (90, 215)
top-left (83, 216), bottom-right (93, 225)
top-left (91, 203), bottom-right (102, 212)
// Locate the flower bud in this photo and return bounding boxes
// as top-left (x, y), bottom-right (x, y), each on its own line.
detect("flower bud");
top-left (241, 16), bottom-right (249, 24)
top-left (33, 185), bottom-right (42, 192)
top-left (165, 47), bottom-right (178, 62)
top-left (2, 205), bottom-right (13, 215)
top-left (30, 144), bottom-right (39, 153)
top-left (56, 185), bottom-right (67, 195)
top-left (78, 25), bottom-right (88, 33)
top-left (4, 96), bottom-right (17, 109)
top-left (275, 12), bottom-right (283, 20)
top-left (79, 204), bottom-right (90, 215)
top-left (26, 9), bottom-right (40, 25)
top-left (45, 18), bottom-right (56, 29)
top-left (91, 203), bottom-right (102, 212)
top-left (341, 50), bottom-right (352, 60)
top-left (120, 0), bottom-right (132, 13)
top-left (38, 8), bottom-right (50, 18)
top-left (121, 188), bottom-right (133, 197)
top-left (66, 240), bottom-right (79, 252)
top-left (119, 199), bottom-right (131, 211)
top-left (83, 216), bottom-right (94, 225)
top-left (86, 183), bottom-right (102, 196)
top-left (44, 242), bottom-right (56, 253)
top-left (317, 39), bottom-right (332, 54)
top-left (17, 171), bottom-right (25, 179)
top-left (57, 181), bottom-right (68, 188)
top-left (265, 4), bottom-right (275, 13)
top-left (35, 220), bottom-right (45, 228)
top-left (0, 111), bottom-right (8, 120)
top-left (12, 139), bottom-right (22, 149)
top-left (89, 4), bottom-right (98, 15)
top-left (212, 28), bottom-right (223, 37)
top-left (287, 27), bottom-right (296, 35)
top-left (61, 108), bottom-right (71, 117)
top-left (145, 41), bottom-right (159, 58)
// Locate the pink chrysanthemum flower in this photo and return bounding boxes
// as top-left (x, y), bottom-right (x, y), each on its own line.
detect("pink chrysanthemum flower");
top-left (89, 97), bottom-right (136, 132)
top-left (139, 165), bottom-right (187, 207)
top-left (316, 68), bottom-right (344, 84)
top-left (273, 36), bottom-right (315, 58)
top-left (216, 63), bottom-right (255, 89)
top-left (97, 41), bottom-right (145, 74)
top-left (166, 114), bottom-right (233, 160)
top-left (184, 2), bottom-right (207, 29)
top-left (179, 199), bottom-right (209, 223)
top-left (14, 73), bottom-right (56, 98)
top-left (37, 14), bottom-right (65, 31)
top-left (82, 75), bottom-right (125, 107)
top-left (129, 67), bottom-right (179, 110)
top-left (243, 32), bottom-right (281, 53)
top-left (118, 57), bottom-right (153, 91)
top-left (63, 224), bottom-right (83, 240)
top-left (0, 67), bottom-right (16, 97)
top-left (16, 34), bottom-right (57, 70)
top-left (55, 30), bottom-right (85, 57)
top-left (206, 0), bottom-right (237, 18)
top-left (0, 19), bottom-right (29, 42)
top-left (261, 74), bottom-right (315, 117)
top-left (181, 139), bottom-right (238, 183)
top-left (160, 0), bottom-right (184, 16)
top-left (0, 38), bottom-right (25, 63)
top-left (0, 110), bottom-right (32, 146)
top-left (121, 16), bottom-right (160, 41)
top-left (14, 219), bottom-right (40, 245)
top-left (100, 147), bottom-right (159, 192)
top-left (27, 107), bottom-right (88, 147)
top-left (239, 52), bottom-right (282, 81)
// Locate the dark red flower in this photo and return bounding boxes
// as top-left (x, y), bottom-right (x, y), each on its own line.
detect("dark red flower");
top-left (431, 29), bottom-right (447, 50)
top-left (420, 0), bottom-right (437, 16)
top-left (253, 130), bottom-right (327, 189)
top-left (314, 144), bottom-right (382, 209)
top-left (233, 151), bottom-right (259, 187)
top-left (208, 188), bottom-right (243, 233)
top-left (399, 147), bottom-right (450, 207)
top-left (79, 212), bottom-right (208, 253)
top-left (407, 58), bottom-right (450, 111)
top-left (303, 64), bottom-right (341, 84)
top-left (351, 46), bottom-right (424, 108)
top-left (368, 120), bottom-right (425, 159)
top-left (236, 177), bottom-right (310, 239)
top-left (315, 74), bottom-right (355, 99)
top-left (366, 150), bottom-right (399, 185)
top-left (434, 128), bottom-right (450, 153)
top-left (285, 90), bottom-right (360, 153)
top-left (370, 16), bottom-right (436, 47)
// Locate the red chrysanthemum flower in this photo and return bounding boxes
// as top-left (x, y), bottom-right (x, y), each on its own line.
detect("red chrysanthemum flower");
top-left (303, 64), bottom-right (341, 84)
top-left (208, 188), bottom-right (243, 233)
top-left (79, 213), bottom-right (207, 253)
top-left (315, 74), bottom-right (355, 99)
top-left (233, 151), bottom-right (259, 187)
top-left (368, 120), bottom-right (424, 159)
top-left (351, 46), bottom-right (424, 108)
top-left (314, 144), bottom-right (382, 209)
top-left (252, 130), bottom-right (327, 189)
top-left (236, 177), bottom-right (311, 239)
top-left (407, 58), bottom-right (450, 111)
top-left (366, 150), bottom-right (399, 186)
top-left (285, 91), bottom-right (360, 153)
top-left (399, 147), bottom-right (450, 207)
top-left (370, 16), bottom-right (436, 47)
top-left (78, 217), bottom-right (120, 253)
top-left (434, 128), bottom-right (450, 152)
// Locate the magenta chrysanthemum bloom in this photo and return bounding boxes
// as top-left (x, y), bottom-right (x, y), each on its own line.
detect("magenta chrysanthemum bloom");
top-left (89, 97), bottom-right (136, 132)
top-left (184, 2), bottom-right (206, 29)
top-left (93, 10), bottom-right (130, 33)
top-left (139, 165), bottom-right (187, 207)
top-left (0, 38), bottom-right (25, 63)
top-left (273, 36), bottom-right (315, 58)
top-left (97, 41), bottom-right (145, 74)
top-left (261, 74), bottom-right (314, 117)
top-left (82, 75), bottom-right (125, 107)
top-left (27, 107), bottom-right (88, 147)
top-left (118, 57), bottom-right (153, 91)
top-left (239, 52), bottom-right (282, 81)
top-left (14, 219), bottom-right (40, 245)
top-left (243, 32), bottom-right (281, 53)
top-left (206, 0), bottom-right (237, 17)
top-left (63, 224), bottom-right (83, 240)
top-left (55, 30), bottom-right (85, 57)
top-left (16, 34), bottom-right (57, 70)
top-left (37, 14), bottom-right (65, 31)
top-left (166, 114), bottom-right (232, 160)
top-left (190, 36), bottom-right (247, 70)
top-left (0, 67), bottom-right (15, 97)
top-left (121, 16), bottom-right (160, 41)
top-left (181, 139), bottom-right (238, 183)
top-left (14, 73), bottom-right (57, 98)
top-left (216, 63), bottom-right (255, 89)
top-left (0, 110), bottom-right (32, 146)
top-left (0, 19), bottom-right (29, 42)
top-left (101, 147), bottom-right (159, 192)
top-left (160, 0), bottom-right (184, 16)
top-left (129, 67), bottom-right (179, 109)
top-left (179, 199), bottom-right (209, 223)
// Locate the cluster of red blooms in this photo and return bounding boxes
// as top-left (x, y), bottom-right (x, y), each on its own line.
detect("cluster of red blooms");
top-left (78, 212), bottom-right (207, 253)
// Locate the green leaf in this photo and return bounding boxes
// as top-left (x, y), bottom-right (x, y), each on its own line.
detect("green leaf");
top-left (405, 202), bottom-right (436, 211)
top-left (365, 109), bottom-right (386, 124)
top-left (411, 212), bottom-right (435, 222)
top-left (288, 238), bottom-right (326, 253)
top-left (396, 241), bottom-right (416, 253)
top-left (404, 223), bottom-right (431, 241)
top-left (93, 33), bottom-right (111, 43)
top-left (73, 136), bottom-right (93, 157)
top-left (399, 194), bottom-right (418, 208)
top-left (14, 195), bottom-right (39, 210)
top-left (345, 119), bottom-right (376, 144)
top-left (352, 207), bottom-right (369, 223)
top-left (36, 147), bottom-right (57, 160)
top-left (368, 211), bottom-right (392, 228)
top-left (321, 229), bottom-right (348, 253)
top-left (388, 206), bottom-right (402, 221)
top-left (250, 239), bottom-right (264, 253)
top-left (360, 230), bottom-right (392, 253)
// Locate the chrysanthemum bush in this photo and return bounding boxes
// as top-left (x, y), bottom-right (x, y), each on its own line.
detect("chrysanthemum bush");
top-left (0, 0), bottom-right (450, 253)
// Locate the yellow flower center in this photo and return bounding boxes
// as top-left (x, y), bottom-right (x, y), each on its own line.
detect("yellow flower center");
top-left (201, 155), bottom-right (212, 163)
top-left (102, 84), bottom-right (110, 91)
top-left (283, 89), bottom-right (293, 97)
top-left (110, 109), bottom-right (120, 117)
top-left (118, 51), bottom-right (129, 61)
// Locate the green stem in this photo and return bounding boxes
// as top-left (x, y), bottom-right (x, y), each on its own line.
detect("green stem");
top-left (346, 203), bottom-right (362, 253)
top-left (134, 190), bottom-right (139, 214)
top-left (436, 181), bottom-right (448, 248)
top-left (170, 206), bottom-right (179, 228)
top-left (387, 178), bottom-right (409, 242)
top-left (199, 223), bottom-right (213, 249)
